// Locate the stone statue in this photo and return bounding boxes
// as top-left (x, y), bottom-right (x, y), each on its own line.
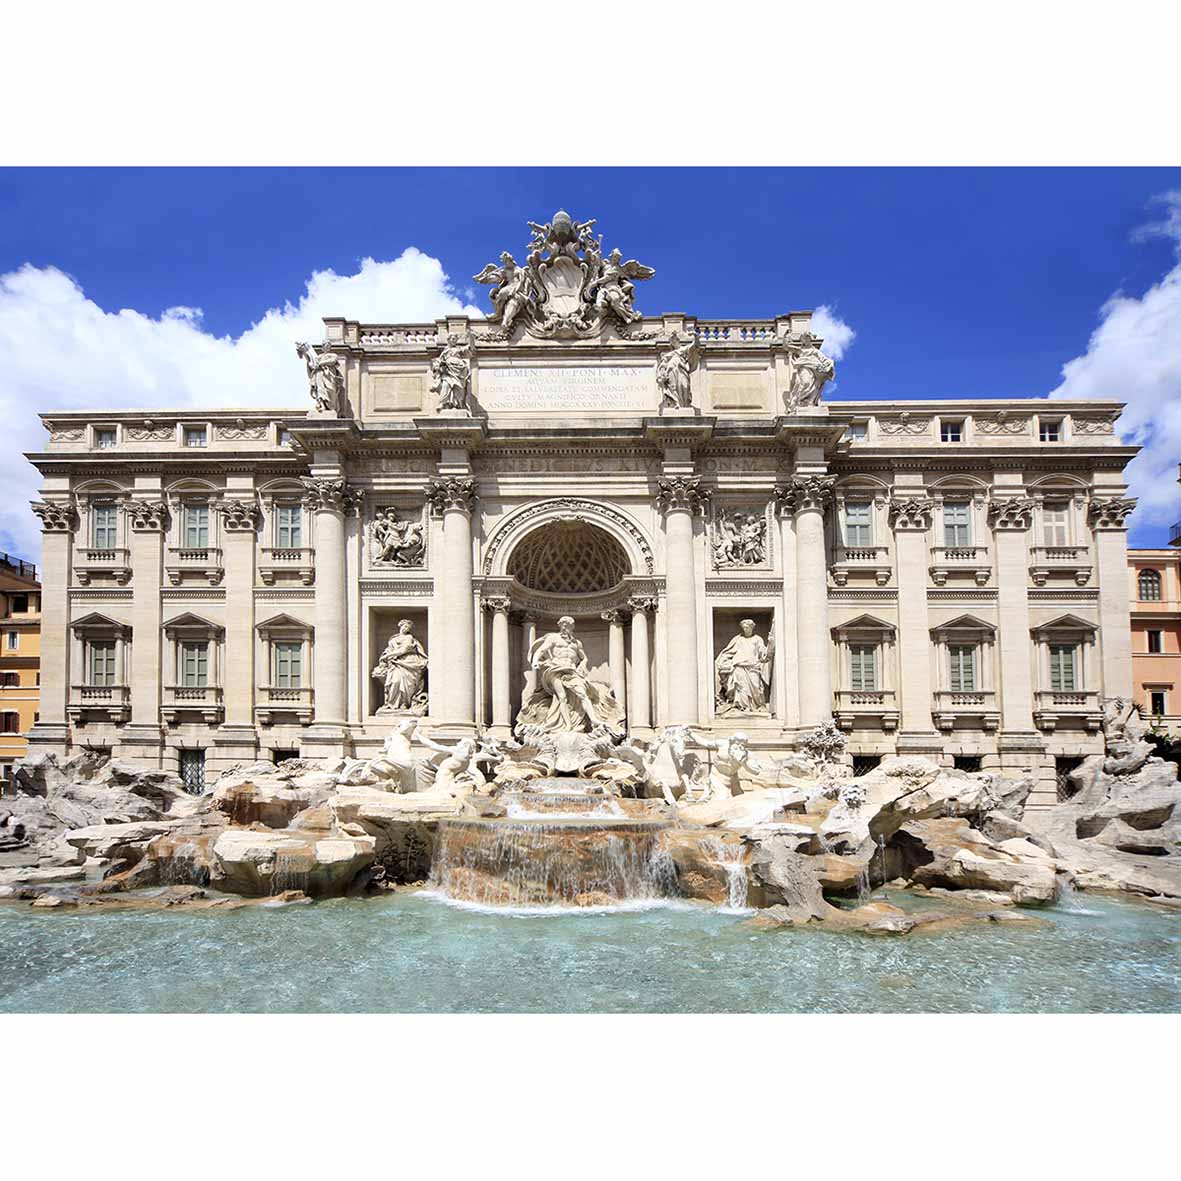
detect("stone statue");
top-left (586, 248), bottom-right (655, 326)
top-left (714, 620), bottom-right (772, 715)
top-left (656, 337), bottom-right (698, 408)
top-left (787, 336), bottom-right (835, 410)
top-left (712, 509), bottom-right (767, 567)
top-left (516, 616), bottom-right (625, 736)
top-left (371, 508), bottom-right (425, 566)
top-left (688, 730), bottom-right (763, 801)
top-left (430, 334), bottom-right (472, 412)
top-left (296, 342), bottom-right (345, 417)
top-left (416, 733), bottom-right (501, 798)
top-left (372, 620), bottom-right (428, 712)
top-left (337, 719), bottom-right (423, 792)
top-left (472, 252), bottom-right (536, 335)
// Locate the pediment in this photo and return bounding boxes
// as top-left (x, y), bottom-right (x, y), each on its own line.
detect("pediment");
top-left (930, 613), bottom-right (997, 638)
top-left (256, 613), bottom-right (313, 637)
top-left (163, 611), bottom-right (224, 637)
top-left (70, 611), bottom-right (130, 636)
top-left (831, 613), bottom-right (896, 637)
top-left (1030, 613), bottom-right (1098, 637)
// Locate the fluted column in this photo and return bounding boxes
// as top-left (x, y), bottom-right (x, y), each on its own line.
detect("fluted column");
top-left (302, 477), bottom-right (353, 730)
top-left (28, 501), bottom-right (76, 750)
top-left (1090, 495), bottom-right (1137, 699)
top-left (657, 477), bottom-right (710, 725)
top-left (628, 595), bottom-right (654, 729)
top-left (427, 477), bottom-right (477, 728)
top-left (486, 595), bottom-right (512, 730)
top-left (602, 609), bottom-right (626, 712)
top-left (890, 493), bottom-right (939, 738)
top-left (784, 476), bottom-right (834, 728)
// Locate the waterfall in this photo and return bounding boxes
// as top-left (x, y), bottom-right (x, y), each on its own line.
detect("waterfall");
top-left (705, 837), bottom-right (751, 913)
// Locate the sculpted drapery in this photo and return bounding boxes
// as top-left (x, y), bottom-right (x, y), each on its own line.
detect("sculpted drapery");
top-left (372, 620), bottom-right (428, 711)
top-left (714, 620), bottom-right (771, 715)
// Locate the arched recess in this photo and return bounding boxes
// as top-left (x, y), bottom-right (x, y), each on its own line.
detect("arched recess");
top-left (483, 498), bottom-right (654, 579)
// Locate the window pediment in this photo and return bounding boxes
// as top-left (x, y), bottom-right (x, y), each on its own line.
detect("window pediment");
top-left (256, 613), bottom-right (314, 639)
top-left (71, 611), bottom-right (130, 638)
top-left (1031, 613), bottom-right (1098, 639)
top-left (831, 613), bottom-right (896, 639)
top-left (163, 612), bottom-right (225, 638)
top-left (930, 614), bottom-right (997, 640)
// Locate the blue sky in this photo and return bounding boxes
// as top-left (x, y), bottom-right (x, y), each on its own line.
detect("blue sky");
top-left (2, 166), bottom-right (1180, 556)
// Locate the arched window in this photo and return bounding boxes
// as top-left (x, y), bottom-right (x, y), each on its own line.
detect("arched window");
top-left (1139, 569), bottom-right (1162, 601)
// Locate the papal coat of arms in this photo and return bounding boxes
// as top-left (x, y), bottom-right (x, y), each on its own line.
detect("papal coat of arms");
top-left (474, 209), bottom-right (655, 339)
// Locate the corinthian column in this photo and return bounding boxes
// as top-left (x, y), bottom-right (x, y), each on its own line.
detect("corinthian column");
top-left (27, 501), bottom-right (77, 755)
top-left (427, 477), bottom-right (477, 729)
top-left (1090, 495), bottom-right (1137, 699)
top-left (627, 595), bottom-right (654, 730)
top-left (602, 609), bottom-right (626, 711)
top-left (782, 476), bottom-right (834, 728)
top-left (302, 477), bottom-right (354, 734)
top-left (485, 595), bottom-right (512, 731)
top-left (657, 477), bottom-right (710, 725)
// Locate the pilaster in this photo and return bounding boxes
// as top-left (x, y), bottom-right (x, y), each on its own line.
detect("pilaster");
top-left (26, 500), bottom-right (76, 752)
top-left (989, 495), bottom-right (1039, 735)
top-left (1090, 495), bottom-right (1137, 699)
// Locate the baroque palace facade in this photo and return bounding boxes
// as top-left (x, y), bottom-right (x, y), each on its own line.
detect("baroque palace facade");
top-left (24, 212), bottom-right (1136, 804)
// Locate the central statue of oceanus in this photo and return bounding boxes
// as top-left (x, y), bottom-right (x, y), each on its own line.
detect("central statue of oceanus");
top-left (474, 210), bottom-right (654, 339)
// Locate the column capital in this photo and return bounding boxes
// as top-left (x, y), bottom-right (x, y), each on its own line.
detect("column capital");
top-left (888, 493), bottom-right (936, 531)
top-left (300, 476), bottom-right (359, 515)
top-left (601, 609), bottom-right (625, 624)
top-left (987, 495), bottom-right (1037, 531)
top-left (627, 594), bottom-right (657, 614)
top-left (656, 476), bottom-right (711, 515)
top-left (127, 499), bottom-right (170, 532)
top-left (425, 476), bottom-right (477, 516)
top-left (31, 500), bottom-right (77, 533)
top-left (775, 475), bottom-right (835, 517)
top-left (482, 594), bottom-right (512, 614)
top-left (212, 497), bottom-right (261, 532)
top-left (1087, 495), bottom-right (1137, 531)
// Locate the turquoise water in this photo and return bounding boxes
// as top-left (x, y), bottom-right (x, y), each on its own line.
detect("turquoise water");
top-left (1, 892), bottom-right (1178, 1013)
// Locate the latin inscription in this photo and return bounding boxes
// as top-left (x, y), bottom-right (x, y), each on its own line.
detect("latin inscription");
top-left (477, 366), bottom-right (655, 412)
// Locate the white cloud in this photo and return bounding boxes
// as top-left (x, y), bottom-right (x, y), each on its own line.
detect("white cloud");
top-left (0, 250), bottom-right (482, 559)
top-left (811, 305), bottom-right (856, 360)
top-left (1051, 191), bottom-right (1181, 539)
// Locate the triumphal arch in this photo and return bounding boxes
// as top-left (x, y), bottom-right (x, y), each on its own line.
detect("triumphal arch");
top-left (27, 210), bottom-right (1137, 804)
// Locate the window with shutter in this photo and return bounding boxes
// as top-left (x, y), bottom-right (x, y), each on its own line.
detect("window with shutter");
top-left (1043, 502), bottom-right (1070, 546)
top-left (88, 640), bottom-right (116, 685)
top-left (184, 504), bottom-right (210, 548)
top-left (92, 503), bottom-right (118, 548)
top-left (943, 502), bottom-right (971, 547)
top-left (275, 641), bottom-right (302, 688)
top-left (1049, 644), bottom-right (1077, 691)
top-left (849, 644), bottom-right (877, 691)
top-left (948, 644), bottom-right (977, 692)
top-left (276, 504), bottom-right (302, 548)
top-left (181, 642), bottom-right (209, 687)
top-left (844, 502), bottom-right (872, 547)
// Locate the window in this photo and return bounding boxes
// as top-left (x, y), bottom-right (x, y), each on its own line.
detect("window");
top-left (95, 428), bottom-right (117, 449)
top-left (940, 420), bottom-right (963, 443)
top-left (1049, 644), bottom-right (1078, 692)
top-left (844, 502), bottom-right (873, 547)
top-left (1, 672), bottom-right (17, 687)
top-left (1042, 501), bottom-right (1070, 546)
top-left (845, 422), bottom-right (868, 442)
top-left (179, 749), bottom-right (206, 793)
top-left (948, 644), bottom-right (977, 692)
top-left (183, 503), bottom-right (210, 548)
top-left (183, 425), bottom-right (207, 447)
top-left (91, 502), bottom-right (118, 548)
top-left (275, 503), bottom-right (302, 549)
top-left (1139, 569), bottom-right (1162, 601)
top-left (1, 713), bottom-right (18, 734)
top-left (180, 641), bottom-right (209, 687)
top-left (953, 755), bottom-right (982, 773)
top-left (851, 755), bottom-right (881, 776)
top-left (1039, 419), bottom-right (1062, 443)
top-left (1150, 690), bottom-right (1167, 716)
top-left (88, 639), bottom-right (117, 685)
top-left (1148, 630), bottom-right (1163, 654)
top-left (11, 594), bottom-right (28, 614)
top-left (274, 641), bottom-right (303, 688)
top-left (1056, 756), bottom-right (1084, 801)
top-left (943, 501), bottom-right (972, 547)
top-left (6, 631), bottom-right (17, 651)
top-left (849, 644), bottom-right (877, 691)
top-left (278, 429), bottom-right (293, 447)
top-left (272, 748), bottom-right (300, 765)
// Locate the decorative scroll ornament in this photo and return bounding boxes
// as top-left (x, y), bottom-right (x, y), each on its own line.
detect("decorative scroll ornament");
top-left (295, 342), bottom-right (347, 418)
top-left (31, 500), bottom-right (77, 533)
top-left (370, 507), bottom-right (426, 567)
top-left (482, 595), bottom-right (512, 614)
top-left (217, 418), bottom-right (268, 441)
top-left (977, 411), bottom-right (1031, 436)
top-left (429, 335), bottom-right (472, 412)
top-left (48, 424), bottom-right (84, 442)
top-left (786, 333), bottom-right (836, 410)
top-left (213, 498), bottom-right (261, 532)
top-left (474, 209), bottom-right (654, 339)
top-left (301, 477), bottom-right (359, 515)
top-left (879, 412), bottom-right (932, 436)
top-left (656, 336), bottom-right (698, 409)
top-left (987, 496), bottom-right (1037, 530)
top-left (888, 494), bottom-right (936, 530)
top-left (656, 476), bottom-right (711, 515)
top-left (1088, 495), bottom-right (1137, 530)
top-left (712, 508), bottom-right (768, 567)
top-left (775, 475), bottom-right (835, 515)
top-left (424, 477), bottom-right (477, 515)
top-left (127, 500), bottom-right (170, 532)
top-left (126, 420), bottom-right (174, 442)
top-left (1073, 412), bottom-right (1121, 436)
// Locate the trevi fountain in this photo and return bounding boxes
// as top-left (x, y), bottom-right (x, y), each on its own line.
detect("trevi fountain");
top-left (2, 211), bottom-right (1179, 1012)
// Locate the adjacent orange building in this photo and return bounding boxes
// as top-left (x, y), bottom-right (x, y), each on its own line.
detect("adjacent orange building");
top-left (0, 552), bottom-right (41, 783)
top-left (1128, 547), bottom-right (1181, 732)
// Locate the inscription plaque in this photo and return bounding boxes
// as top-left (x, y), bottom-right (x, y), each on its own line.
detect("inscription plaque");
top-left (477, 365), bottom-right (655, 412)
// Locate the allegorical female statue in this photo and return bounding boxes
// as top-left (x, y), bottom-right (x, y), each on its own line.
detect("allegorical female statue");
top-left (295, 341), bottom-right (345, 416)
top-left (714, 619), bottom-right (771, 715)
top-left (429, 334), bottom-right (472, 411)
top-left (656, 337), bottom-right (697, 408)
top-left (372, 620), bottom-right (428, 712)
top-left (516, 616), bottom-right (625, 735)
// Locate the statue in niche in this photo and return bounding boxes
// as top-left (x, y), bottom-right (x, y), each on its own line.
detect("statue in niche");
top-left (429, 334), bottom-right (472, 411)
top-left (516, 615), bottom-right (625, 736)
top-left (371, 507), bottom-right (425, 566)
top-left (787, 335), bottom-right (836, 410)
top-left (372, 620), bottom-right (429, 713)
top-left (295, 341), bottom-right (346, 416)
top-left (712, 509), bottom-right (767, 567)
top-left (471, 252), bottom-right (536, 335)
top-left (656, 337), bottom-right (698, 409)
top-left (714, 619), bottom-right (772, 715)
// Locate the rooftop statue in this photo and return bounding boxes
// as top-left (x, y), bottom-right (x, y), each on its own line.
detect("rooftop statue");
top-left (787, 333), bottom-right (836, 410)
top-left (430, 334), bottom-right (472, 411)
top-left (296, 341), bottom-right (346, 417)
top-left (474, 209), bottom-right (654, 339)
top-left (656, 337), bottom-right (698, 409)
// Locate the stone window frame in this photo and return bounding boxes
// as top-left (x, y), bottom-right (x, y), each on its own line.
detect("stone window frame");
top-left (832, 480), bottom-right (891, 559)
top-left (69, 612), bottom-right (131, 690)
top-left (162, 613), bottom-right (225, 694)
top-left (179, 421), bottom-right (210, 449)
top-left (1037, 414), bottom-right (1069, 444)
top-left (831, 614), bottom-right (897, 698)
top-left (1030, 614), bottom-right (1098, 695)
top-left (165, 481), bottom-right (223, 551)
top-left (938, 416), bottom-right (966, 444)
top-left (928, 483), bottom-right (989, 551)
top-left (256, 614), bottom-right (315, 692)
top-left (929, 614), bottom-right (997, 696)
top-left (1029, 485), bottom-right (1088, 548)
top-left (259, 484), bottom-right (311, 550)
top-left (91, 423), bottom-right (119, 450)
top-left (1138, 568), bottom-right (1163, 602)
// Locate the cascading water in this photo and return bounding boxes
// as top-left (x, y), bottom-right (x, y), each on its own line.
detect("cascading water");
top-left (704, 837), bottom-right (751, 912)
top-left (428, 778), bottom-right (675, 909)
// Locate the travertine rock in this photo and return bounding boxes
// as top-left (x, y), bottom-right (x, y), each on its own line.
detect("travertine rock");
top-left (210, 829), bottom-right (376, 897)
